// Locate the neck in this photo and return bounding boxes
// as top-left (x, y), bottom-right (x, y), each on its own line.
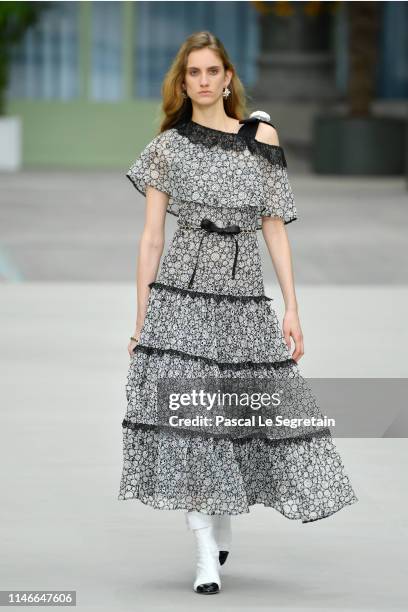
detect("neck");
top-left (191, 106), bottom-right (239, 133)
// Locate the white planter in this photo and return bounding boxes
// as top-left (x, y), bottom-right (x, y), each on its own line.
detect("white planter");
top-left (0, 115), bottom-right (22, 170)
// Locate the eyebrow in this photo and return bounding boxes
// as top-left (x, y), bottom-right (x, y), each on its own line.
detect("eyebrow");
top-left (187, 65), bottom-right (221, 70)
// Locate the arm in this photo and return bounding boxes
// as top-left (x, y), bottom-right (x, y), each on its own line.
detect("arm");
top-left (261, 219), bottom-right (304, 362)
top-left (129, 185), bottom-right (168, 353)
top-left (256, 122), bottom-right (304, 362)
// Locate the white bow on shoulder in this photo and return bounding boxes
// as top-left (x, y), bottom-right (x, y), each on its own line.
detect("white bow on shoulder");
top-left (249, 110), bottom-right (271, 123)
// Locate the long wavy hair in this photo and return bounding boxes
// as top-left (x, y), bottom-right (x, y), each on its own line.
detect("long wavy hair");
top-left (157, 31), bottom-right (249, 134)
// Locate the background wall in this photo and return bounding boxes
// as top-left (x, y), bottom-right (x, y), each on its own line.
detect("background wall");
top-left (4, 0), bottom-right (408, 168)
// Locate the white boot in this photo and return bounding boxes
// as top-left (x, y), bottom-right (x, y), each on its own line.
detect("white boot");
top-left (213, 514), bottom-right (232, 566)
top-left (185, 511), bottom-right (221, 594)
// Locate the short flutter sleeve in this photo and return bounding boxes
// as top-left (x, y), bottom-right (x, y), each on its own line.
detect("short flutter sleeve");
top-left (257, 147), bottom-right (298, 226)
top-left (125, 134), bottom-right (171, 197)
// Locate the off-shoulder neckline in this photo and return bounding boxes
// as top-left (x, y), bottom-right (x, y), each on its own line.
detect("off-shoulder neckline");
top-left (186, 118), bottom-right (283, 150)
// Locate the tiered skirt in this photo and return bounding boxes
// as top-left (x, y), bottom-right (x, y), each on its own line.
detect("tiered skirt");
top-left (118, 282), bottom-right (359, 523)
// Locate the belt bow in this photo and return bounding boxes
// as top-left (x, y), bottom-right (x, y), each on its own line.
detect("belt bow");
top-left (200, 218), bottom-right (241, 236)
top-left (188, 218), bottom-right (241, 288)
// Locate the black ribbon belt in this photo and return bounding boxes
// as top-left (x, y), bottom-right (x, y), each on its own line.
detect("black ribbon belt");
top-left (187, 218), bottom-right (242, 288)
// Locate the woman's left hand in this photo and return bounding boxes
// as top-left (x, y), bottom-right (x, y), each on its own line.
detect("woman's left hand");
top-left (282, 310), bottom-right (304, 362)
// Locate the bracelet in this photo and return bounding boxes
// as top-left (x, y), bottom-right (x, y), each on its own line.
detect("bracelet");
top-left (130, 336), bottom-right (139, 342)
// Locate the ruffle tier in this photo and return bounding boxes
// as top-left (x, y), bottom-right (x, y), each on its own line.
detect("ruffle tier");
top-left (118, 423), bottom-right (359, 522)
top-left (125, 121), bottom-right (298, 228)
top-left (136, 282), bottom-right (293, 364)
top-left (125, 346), bottom-right (306, 430)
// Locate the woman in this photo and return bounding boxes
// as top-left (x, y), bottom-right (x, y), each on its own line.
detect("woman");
top-left (118, 31), bottom-right (359, 595)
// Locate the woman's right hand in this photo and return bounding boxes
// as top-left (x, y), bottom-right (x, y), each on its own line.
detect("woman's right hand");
top-left (128, 333), bottom-right (140, 357)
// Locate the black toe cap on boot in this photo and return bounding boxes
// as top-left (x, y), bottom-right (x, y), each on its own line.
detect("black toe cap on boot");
top-left (219, 550), bottom-right (229, 565)
top-left (196, 582), bottom-right (219, 594)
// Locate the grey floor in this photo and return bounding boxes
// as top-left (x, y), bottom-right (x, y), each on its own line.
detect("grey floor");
top-left (0, 170), bottom-right (407, 610)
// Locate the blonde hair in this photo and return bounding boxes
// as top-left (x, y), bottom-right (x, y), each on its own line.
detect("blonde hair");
top-left (158, 30), bottom-right (249, 134)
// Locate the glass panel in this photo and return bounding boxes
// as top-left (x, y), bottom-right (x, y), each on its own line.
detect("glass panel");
top-left (90, 1), bottom-right (124, 101)
top-left (7, 2), bottom-right (79, 100)
top-left (377, 1), bottom-right (408, 98)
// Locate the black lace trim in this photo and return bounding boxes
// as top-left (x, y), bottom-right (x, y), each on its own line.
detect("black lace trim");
top-left (283, 216), bottom-right (297, 226)
top-left (133, 343), bottom-right (297, 370)
top-left (174, 120), bottom-right (287, 167)
top-left (148, 281), bottom-right (273, 303)
top-left (121, 418), bottom-right (332, 445)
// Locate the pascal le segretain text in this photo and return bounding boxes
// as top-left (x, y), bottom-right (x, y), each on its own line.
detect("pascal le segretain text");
top-left (168, 414), bottom-right (335, 429)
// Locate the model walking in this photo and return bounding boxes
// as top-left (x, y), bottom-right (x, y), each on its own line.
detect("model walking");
top-left (118, 31), bottom-right (359, 595)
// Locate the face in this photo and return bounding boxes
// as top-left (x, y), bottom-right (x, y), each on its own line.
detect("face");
top-left (184, 47), bottom-right (232, 105)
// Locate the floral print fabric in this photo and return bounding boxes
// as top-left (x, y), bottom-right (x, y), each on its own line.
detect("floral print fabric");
top-left (118, 115), bottom-right (359, 522)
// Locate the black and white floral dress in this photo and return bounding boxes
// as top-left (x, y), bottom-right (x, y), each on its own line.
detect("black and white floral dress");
top-left (118, 112), bottom-right (359, 523)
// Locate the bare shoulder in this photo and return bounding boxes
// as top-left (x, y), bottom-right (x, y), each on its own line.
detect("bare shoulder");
top-left (255, 121), bottom-right (280, 147)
